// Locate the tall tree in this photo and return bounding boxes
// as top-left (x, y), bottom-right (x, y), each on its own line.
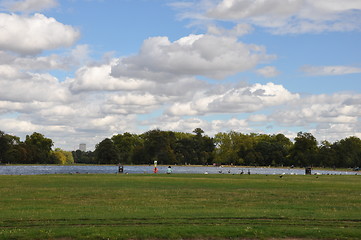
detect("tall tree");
top-left (95, 138), bottom-right (120, 164)
top-left (318, 140), bottom-right (337, 167)
top-left (290, 132), bottom-right (318, 167)
top-left (141, 129), bottom-right (177, 165)
top-left (112, 133), bottom-right (142, 164)
top-left (24, 132), bottom-right (53, 164)
top-left (72, 150), bottom-right (96, 164)
top-left (332, 136), bottom-right (361, 168)
top-left (0, 131), bottom-right (10, 163)
top-left (192, 128), bottom-right (214, 165)
top-left (214, 131), bottom-right (248, 165)
top-left (52, 148), bottom-right (74, 165)
top-left (0, 131), bottom-right (20, 163)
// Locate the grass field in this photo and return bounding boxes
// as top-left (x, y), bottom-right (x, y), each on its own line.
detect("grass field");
top-left (0, 173), bottom-right (360, 239)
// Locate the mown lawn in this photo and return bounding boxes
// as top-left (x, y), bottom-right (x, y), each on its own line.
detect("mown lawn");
top-left (0, 173), bottom-right (360, 239)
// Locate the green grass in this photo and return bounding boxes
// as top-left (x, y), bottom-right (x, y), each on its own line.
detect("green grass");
top-left (0, 174), bottom-right (360, 239)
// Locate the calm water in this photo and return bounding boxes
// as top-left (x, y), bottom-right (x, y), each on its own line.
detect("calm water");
top-left (0, 165), bottom-right (357, 175)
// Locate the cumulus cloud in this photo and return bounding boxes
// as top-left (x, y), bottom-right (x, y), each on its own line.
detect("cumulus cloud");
top-left (102, 93), bottom-right (168, 115)
top-left (0, 45), bottom-right (90, 72)
top-left (166, 82), bottom-right (299, 116)
top-left (68, 61), bottom-right (154, 92)
top-left (270, 93), bottom-right (361, 127)
top-left (0, 64), bottom-right (27, 79)
top-left (1, 0), bottom-right (58, 12)
top-left (0, 71), bottom-right (71, 103)
top-left (112, 34), bottom-right (275, 80)
top-left (0, 13), bottom-right (79, 54)
top-left (143, 115), bottom-right (253, 137)
top-left (256, 66), bottom-right (280, 78)
top-left (248, 114), bottom-right (268, 122)
top-left (0, 118), bottom-right (38, 133)
top-left (311, 122), bottom-right (361, 142)
top-left (301, 65), bottom-right (361, 76)
top-left (207, 23), bottom-right (253, 37)
top-left (205, 0), bottom-right (361, 34)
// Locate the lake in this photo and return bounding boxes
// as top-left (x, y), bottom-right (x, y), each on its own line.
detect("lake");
top-left (0, 165), bottom-right (357, 175)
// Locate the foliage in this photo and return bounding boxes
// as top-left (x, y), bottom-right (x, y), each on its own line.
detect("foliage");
top-left (24, 132), bottom-right (53, 164)
top-left (0, 131), bottom-right (21, 163)
top-left (51, 148), bottom-right (74, 165)
top-left (95, 138), bottom-right (120, 164)
top-left (0, 131), bottom-right (74, 164)
top-left (290, 132), bottom-right (318, 167)
top-left (1, 129), bottom-right (361, 168)
top-left (111, 132), bottom-right (142, 164)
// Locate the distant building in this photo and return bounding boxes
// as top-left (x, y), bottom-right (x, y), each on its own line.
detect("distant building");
top-left (79, 143), bottom-right (86, 152)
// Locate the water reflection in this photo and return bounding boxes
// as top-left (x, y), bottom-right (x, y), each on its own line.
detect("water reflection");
top-left (0, 165), bottom-right (357, 175)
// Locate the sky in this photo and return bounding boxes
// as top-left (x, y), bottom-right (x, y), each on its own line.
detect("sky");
top-left (0, 0), bottom-right (361, 151)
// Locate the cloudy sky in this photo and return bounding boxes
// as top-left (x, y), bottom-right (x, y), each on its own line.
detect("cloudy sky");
top-left (1, 0), bottom-right (360, 150)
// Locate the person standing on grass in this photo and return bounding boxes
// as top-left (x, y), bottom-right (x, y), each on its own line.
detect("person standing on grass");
top-left (167, 166), bottom-right (172, 174)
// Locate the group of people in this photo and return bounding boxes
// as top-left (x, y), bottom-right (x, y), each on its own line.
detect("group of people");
top-left (121, 164), bottom-right (253, 175)
top-left (153, 166), bottom-right (173, 174)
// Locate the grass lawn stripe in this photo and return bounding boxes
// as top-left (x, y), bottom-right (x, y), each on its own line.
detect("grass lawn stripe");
top-left (0, 174), bottom-right (360, 239)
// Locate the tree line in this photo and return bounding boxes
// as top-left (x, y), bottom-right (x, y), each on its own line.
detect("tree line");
top-left (0, 131), bottom-right (74, 164)
top-left (1, 129), bottom-right (361, 168)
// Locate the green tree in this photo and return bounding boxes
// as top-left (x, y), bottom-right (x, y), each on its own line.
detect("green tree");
top-left (95, 138), bottom-right (120, 164)
top-left (131, 144), bottom-right (147, 165)
top-left (72, 150), bottom-right (96, 164)
top-left (52, 149), bottom-right (67, 164)
top-left (272, 133), bottom-right (293, 166)
top-left (318, 140), bottom-right (337, 167)
top-left (0, 131), bottom-right (21, 163)
top-left (141, 129), bottom-right (177, 165)
top-left (193, 128), bottom-right (204, 137)
top-left (0, 131), bottom-right (10, 163)
top-left (24, 132), bottom-right (53, 164)
top-left (175, 137), bottom-right (196, 165)
top-left (332, 136), bottom-right (361, 168)
top-left (290, 132), bottom-right (318, 167)
top-left (192, 128), bottom-right (214, 165)
top-left (52, 148), bottom-right (74, 165)
top-left (0, 131), bottom-right (25, 164)
top-left (255, 134), bottom-right (292, 166)
top-left (112, 133), bottom-right (142, 164)
top-left (214, 131), bottom-right (247, 165)
top-left (6, 143), bottom-right (29, 164)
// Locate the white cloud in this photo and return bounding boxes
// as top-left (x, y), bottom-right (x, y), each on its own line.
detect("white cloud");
top-left (143, 115), bottom-right (252, 137)
top-left (150, 77), bottom-right (208, 97)
top-left (166, 82), bottom-right (299, 116)
top-left (310, 123), bottom-right (361, 142)
top-left (211, 118), bottom-right (249, 133)
top-left (0, 118), bottom-right (38, 132)
top-left (205, 0), bottom-right (361, 34)
top-left (256, 66), bottom-right (280, 78)
top-left (0, 64), bottom-right (27, 79)
top-left (102, 93), bottom-right (168, 115)
top-left (68, 61), bottom-right (153, 92)
top-left (112, 34), bottom-right (275, 80)
top-left (0, 13), bottom-right (79, 54)
top-left (0, 71), bottom-right (71, 102)
top-left (147, 117), bottom-right (210, 133)
top-left (207, 23), bottom-right (253, 37)
top-left (1, 0), bottom-right (58, 12)
top-left (248, 114), bottom-right (268, 122)
top-left (270, 93), bottom-right (361, 127)
top-left (301, 65), bottom-right (361, 76)
top-left (0, 45), bottom-right (90, 72)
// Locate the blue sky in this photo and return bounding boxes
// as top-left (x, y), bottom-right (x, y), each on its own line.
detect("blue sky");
top-left (0, 0), bottom-right (360, 150)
